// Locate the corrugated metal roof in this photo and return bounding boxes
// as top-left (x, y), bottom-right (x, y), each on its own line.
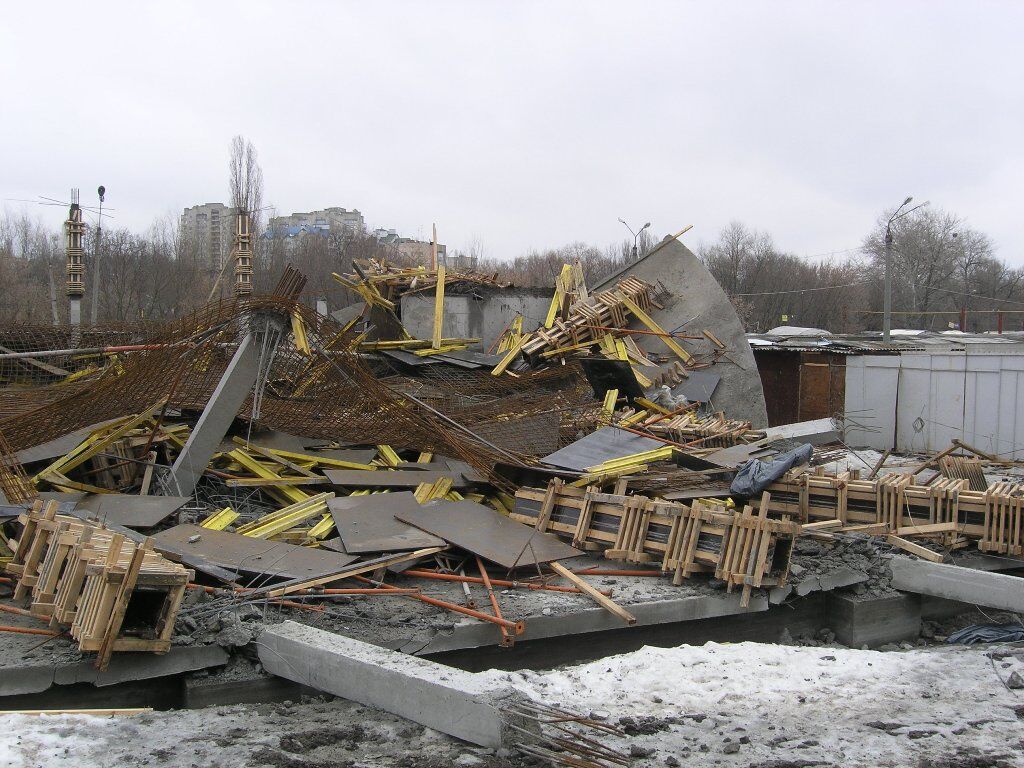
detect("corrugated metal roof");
top-left (747, 330), bottom-right (1024, 354)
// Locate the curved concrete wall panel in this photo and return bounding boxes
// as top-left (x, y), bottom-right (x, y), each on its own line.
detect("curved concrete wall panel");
top-left (593, 235), bottom-right (768, 426)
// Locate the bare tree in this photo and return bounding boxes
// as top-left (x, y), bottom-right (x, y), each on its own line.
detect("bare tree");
top-left (228, 135), bottom-right (265, 226)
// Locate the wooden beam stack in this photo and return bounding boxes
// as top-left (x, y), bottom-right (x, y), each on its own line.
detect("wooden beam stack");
top-left (520, 277), bottom-right (655, 364)
top-left (5, 500), bottom-right (192, 670)
top-left (762, 468), bottom-right (1023, 555)
top-left (513, 482), bottom-right (799, 607)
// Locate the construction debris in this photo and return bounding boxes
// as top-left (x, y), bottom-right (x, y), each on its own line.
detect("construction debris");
top-left (1, 257), bottom-right (1022, 767)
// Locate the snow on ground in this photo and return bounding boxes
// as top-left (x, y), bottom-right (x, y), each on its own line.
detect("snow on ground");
top-left (2, 642), bottom-right (1023, 768)
top-left (488, 641), bottom-right (1024, 767)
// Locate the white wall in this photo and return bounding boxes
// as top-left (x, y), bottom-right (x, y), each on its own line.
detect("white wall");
top-left (844, 349), bottom-right (1024, 457)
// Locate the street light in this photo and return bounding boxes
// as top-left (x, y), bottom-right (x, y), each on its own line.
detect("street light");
top-left (618, 218), bottom-right (651, 261)
top-left (882, 196), bottom-right (928, 342)
top-left (89, 185), bottom-right (106, 326)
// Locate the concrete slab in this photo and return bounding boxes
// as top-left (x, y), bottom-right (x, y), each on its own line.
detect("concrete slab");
top-left (0, 644), bottom-right (229, 697)
top-left (890, 557), bottom-right (1024, 613)
top-left (404, 591), bottom-right (768, 655)
top-left (258, 621), bottom-right (530, 747)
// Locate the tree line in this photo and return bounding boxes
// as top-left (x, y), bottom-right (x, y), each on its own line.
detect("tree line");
top-left (2, 194), bottom-right (1020, 333)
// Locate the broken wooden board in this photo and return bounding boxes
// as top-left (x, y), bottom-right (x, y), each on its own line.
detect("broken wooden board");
top-left (328, 492), bottom-right (446, 554)
top-left (323, 469), bottom-right (469, 490)
top-left (152, 524), bottom-right (358, 582)
top-left (395, 499), bottom-right (583, 569)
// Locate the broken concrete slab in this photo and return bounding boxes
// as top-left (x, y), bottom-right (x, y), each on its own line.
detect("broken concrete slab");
top-left (0, 644), bottom-right (229, 697)
top-left (793, 566), bottom-right (869, 597)
top-left (257, 621), bottom-right (531, 747)
top-left (889, 557), bottom-right (1024, 613)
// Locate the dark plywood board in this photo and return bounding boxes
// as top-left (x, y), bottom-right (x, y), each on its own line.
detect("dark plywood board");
top-left (579, 358), bottom-right (646, 400)
top-left (309, 448), bottom-right (379, 465)
top-left (381, 350), bottom-right (441, 367)
top-left (670, 370), bottom-right (722, 404)
top-left (74, 494), bottom-right (190, 528)
top-left (15, 418), bottom-right (123, 465)
top-left (328, 492), bottom-right (446, 554)
top-left (433, 350), bottom-right (504, 368)
top-left (540, 427), bottom-right (665, 472)
top-left (323, 469), bottom-right (467, 489)
top-left (395, 499), bottom-right (582, 569)
top-left (152, 524), bottom-right (358, 582)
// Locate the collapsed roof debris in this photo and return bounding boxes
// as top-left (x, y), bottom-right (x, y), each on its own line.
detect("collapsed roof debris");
top-left (1, 256), bottom-right (1023, 764)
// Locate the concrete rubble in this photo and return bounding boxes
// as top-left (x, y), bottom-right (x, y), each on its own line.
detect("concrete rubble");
top-left (0, 252), bottom-right (1022, 766)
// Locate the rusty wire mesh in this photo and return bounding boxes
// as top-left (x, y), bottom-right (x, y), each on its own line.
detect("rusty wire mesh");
top-left (0, 296), bottom-right (603, 494)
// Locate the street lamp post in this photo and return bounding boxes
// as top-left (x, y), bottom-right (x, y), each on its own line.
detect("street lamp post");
top-left (618, 218), bottom-right (651, 261)
top-left (89, 185), bottom-right (106, 326)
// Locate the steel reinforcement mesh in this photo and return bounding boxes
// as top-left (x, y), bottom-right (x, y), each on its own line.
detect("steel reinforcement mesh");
top-left (0, 296), bottom-right (603, 489)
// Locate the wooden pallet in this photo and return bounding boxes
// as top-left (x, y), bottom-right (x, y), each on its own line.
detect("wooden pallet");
top-left (514, 482), bottom-right (798, 606)
top-left (5, 503), bottom-right (192, 669)
top-left (764, 468), bottom-right (1024, 555)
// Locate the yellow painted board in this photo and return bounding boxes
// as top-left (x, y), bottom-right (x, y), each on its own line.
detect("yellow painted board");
top-left (619, 295), bottom-right (692, 363)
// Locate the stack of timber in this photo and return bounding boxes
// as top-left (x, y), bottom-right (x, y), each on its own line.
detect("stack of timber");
top-left (762, 468), bottom-right (1023, 557)
top-left (513, 481), bottom-right (799, 606)
top-left (5, 500), bottom-right (191, 669)
top-left (519, 278), bottom-right (657, 365)
top-left (641, 412), bottom-right (764, 448)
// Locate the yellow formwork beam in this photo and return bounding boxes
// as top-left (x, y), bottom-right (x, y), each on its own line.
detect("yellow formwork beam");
top-left (200, 507), bottom-right (238, 530)
top-left (414, 477), bottom-right (453, 503)
top-left (228, 449), bottom-right (310, 505)
top-left (376, 445), bottom-right (401, 467)
top-left (585, 446), bottom-right (674, 473)
top-left (34, 401), bottom-right (165, 482)
top-left (619, 296), bottom-right (692, 363)
top-left (236, 492), bottom-right (335, 539)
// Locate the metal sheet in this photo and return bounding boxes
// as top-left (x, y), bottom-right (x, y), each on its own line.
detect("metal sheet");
top-left (75, 494), bottom-right (190, 528)
top-left (540, 427), bottom-right (664, 472)
top-left (433, 349), bottom-right (504, 368)
top-left (381, 350), bottom-right (441, 367)
top-left (324, 469), bottom-right (467, 489)
top-left (152, 524), bottom-right (358, 582)
top-left (329, 492), bottom-right (446, 554)
top-left (395, 499), bottom-right (582, 569)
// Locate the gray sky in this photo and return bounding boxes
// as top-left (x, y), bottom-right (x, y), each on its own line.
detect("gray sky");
top-left (3, 1), bottom-right (1022, 262)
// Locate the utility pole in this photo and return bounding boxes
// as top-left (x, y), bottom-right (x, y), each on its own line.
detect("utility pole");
top-left (89, 185), bottom-right (105, 325)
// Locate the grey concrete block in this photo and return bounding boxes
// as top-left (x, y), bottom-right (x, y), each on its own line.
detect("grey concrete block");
top-left (257, 621), bottom-right (530, 747)
top-left (890, 557), bottom-right (1024, 613)
top-left (827, 592), bottom-right (921, 648)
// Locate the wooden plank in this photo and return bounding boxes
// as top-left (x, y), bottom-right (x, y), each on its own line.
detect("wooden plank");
top-left (886, 535), bottom-right (945, 563)
top-left (549, 561), bottom-right (636, 625)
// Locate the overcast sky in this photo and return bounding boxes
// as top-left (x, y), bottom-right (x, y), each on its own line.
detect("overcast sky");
top-left (3, 1), bottom-right (1022, 263)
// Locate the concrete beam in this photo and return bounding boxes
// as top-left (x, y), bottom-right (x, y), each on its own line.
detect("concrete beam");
top-left (169, 332), bottom-right (259, 497)
top-left (258, 621), bottom-right (530, 747)
top-left (890, 557), bottom-right (1024, 613)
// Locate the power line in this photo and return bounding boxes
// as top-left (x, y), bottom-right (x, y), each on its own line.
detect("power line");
top-left (730, 279), bottom-right (878, 297)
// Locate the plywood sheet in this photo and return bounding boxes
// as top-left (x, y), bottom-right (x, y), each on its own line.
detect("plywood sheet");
top-left (395, 499), bottom-right (582, 569)
top-left (153, 524), bottom-right (358, 582)
top-left (329, 492), bottom-right (446, 554)
top-left (75, 494), bottom-right (190, 528)
top-left (540, 427), bottom-right (664, 472)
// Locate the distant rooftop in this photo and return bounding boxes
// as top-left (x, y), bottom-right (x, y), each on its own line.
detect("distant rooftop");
top-left (747, 329), bottom-right (1024, 353)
